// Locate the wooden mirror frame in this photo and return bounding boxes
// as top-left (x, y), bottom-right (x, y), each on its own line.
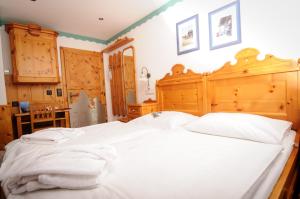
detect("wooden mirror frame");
top-left (122, 46), bottom-right (137, 106)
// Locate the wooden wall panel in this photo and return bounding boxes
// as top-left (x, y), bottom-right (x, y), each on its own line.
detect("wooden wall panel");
top-left (0, 105), bottom-right (13, 150)
top-left (5, 75), bottom-right (67, 113)
top-left (63, 48), bottom-right (103, 91)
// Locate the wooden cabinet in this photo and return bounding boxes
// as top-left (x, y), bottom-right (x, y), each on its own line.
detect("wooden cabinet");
top-left (127, 102), bottom-right (158, 121)
top-left (0, 106), bottom-right (13, 150)
top-left (5, 23), bottom-right (59, 83)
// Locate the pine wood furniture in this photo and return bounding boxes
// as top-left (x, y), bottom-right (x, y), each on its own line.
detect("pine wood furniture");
top-left (127, 101), bottom-right (158, 121)
top-left (4, 74), bottom-right (67, 109)
top-left (0, 106), bottom-right (13, 150)
top-left (30, 104), bottom-right (55, 132)
top-left (122, 46), bottom-right (137, 108)
top-left (110, 51), bottom-right (126, 116)
top-left (15, 107), bottom-right (70, 138)
top-left (101, 37), bottom-right (134, 53)
top-left (109, 46), bottom-right (137, 117)
top-left (60, 47), bottom-right (107, 126)
top-left (156, 48), bottom-right (300, 199)
top-left (5, 23), bottom-right (59, 83)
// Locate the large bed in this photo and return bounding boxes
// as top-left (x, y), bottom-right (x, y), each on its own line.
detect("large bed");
top-left (0, 48), bottom-right (299, 199)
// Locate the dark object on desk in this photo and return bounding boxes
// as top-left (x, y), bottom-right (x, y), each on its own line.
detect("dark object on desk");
top-left (19, 101), bottom-right (30, 113)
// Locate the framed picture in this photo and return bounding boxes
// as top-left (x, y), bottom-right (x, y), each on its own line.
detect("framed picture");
top-left (208, 0), bottom-right (241, 50)
top-left (176, 14), bottom-right (200, 55)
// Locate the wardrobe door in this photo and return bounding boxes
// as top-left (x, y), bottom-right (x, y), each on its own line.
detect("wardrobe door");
top-left (6, 23), bottom-right (59, 83)
top-left (110, 52), bottom-right (125, 116)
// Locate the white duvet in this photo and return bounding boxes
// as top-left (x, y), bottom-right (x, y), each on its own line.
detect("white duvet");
top-left (2, 122), bottom-right (283, 199)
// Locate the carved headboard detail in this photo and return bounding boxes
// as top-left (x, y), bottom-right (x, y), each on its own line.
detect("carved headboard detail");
top-left (156, 64), bottom-right (206, 115)
top-left (156, 48), bottom-right (300, 129)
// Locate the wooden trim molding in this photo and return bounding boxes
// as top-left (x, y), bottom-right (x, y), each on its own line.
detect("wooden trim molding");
top-left (101, 37), bottom-right (134, 53)
top-left (106, 0), bottom-right (183, 43)
top-left (208, 48), bottom-right (299, 80)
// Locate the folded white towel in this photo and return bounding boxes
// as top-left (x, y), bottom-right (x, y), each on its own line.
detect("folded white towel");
top-left (21, 128), bottom-right (84, 144)
top-left (39, 174), bottom-right (99, 189)
top-left (0, 144), bottom-right (117, 195)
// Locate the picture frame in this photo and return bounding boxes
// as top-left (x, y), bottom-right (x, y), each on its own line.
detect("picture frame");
top-left (176, 14), bottom-right (200, 55)
top-left (208, 0), bottom-right (241, 50)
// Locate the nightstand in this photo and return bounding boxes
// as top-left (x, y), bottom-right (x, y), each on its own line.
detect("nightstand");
top-left (118, 117), bottom-right (130, 123)
top-left (127, 101), bottom-right (158, 121)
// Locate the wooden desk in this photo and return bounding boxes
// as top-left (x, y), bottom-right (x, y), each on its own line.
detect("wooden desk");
top-left (15, 108), bottom-right (70, 138)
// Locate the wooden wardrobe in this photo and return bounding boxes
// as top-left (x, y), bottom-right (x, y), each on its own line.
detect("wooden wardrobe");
top-left (5, 23), bottom-right (59, 83)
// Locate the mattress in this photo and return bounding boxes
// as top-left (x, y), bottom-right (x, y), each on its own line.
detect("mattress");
top-left (4, 124), bottom-right (289, 199)
top-left (250, 130), bottom-right (296, 199)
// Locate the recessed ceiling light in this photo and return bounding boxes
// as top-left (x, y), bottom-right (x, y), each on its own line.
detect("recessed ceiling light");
top-left (98, 17), bottom-right (104, 21)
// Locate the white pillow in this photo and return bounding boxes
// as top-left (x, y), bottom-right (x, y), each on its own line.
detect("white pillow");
top-left (184, 112), bottom-right (292, 144)
top-left (128, 111), bottom-right (199, 130)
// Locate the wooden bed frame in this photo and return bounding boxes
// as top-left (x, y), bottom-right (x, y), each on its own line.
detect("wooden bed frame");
top-left (156, 48), bottom-right (300, 199)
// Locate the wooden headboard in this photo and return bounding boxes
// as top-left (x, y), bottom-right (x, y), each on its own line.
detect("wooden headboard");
top-left (156, 64), bottom-right (206, 116)
top-left (156, 48), bottom-right (300, 129)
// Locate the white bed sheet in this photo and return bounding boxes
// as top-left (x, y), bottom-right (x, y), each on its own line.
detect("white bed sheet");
top-left (250, 130), bottom-right (296, 199)
top-left (4, 124), bottom-right (285, 199)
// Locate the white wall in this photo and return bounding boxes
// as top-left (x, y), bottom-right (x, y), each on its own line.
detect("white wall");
top-left (0, 29), bottom-right (7, 105)
top-left (104, 0), bottom-right (300, 103)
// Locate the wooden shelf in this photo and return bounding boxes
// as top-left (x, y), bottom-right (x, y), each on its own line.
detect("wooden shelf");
top-left (32, 118), bottom-right (54, 123)
top-left (101, 37), bottom-right (134, 53)
top-left (55, 118), bottom-right (66, 121)
top-left (15, 109), bottom-right (70, 138)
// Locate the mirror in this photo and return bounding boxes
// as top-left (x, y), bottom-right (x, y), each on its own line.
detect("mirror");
top-left (122, 46), bottom-right (137, 110)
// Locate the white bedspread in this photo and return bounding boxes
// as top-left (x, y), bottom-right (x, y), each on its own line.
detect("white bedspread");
top-left (2, 124), bottom-right (284, 199)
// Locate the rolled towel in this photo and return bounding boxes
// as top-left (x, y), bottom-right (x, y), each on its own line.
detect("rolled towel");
top-left (21, 128), bottom-right (84, 144)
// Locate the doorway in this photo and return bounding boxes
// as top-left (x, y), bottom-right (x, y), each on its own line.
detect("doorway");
top-left (60, 47), bottom-right (107, 127)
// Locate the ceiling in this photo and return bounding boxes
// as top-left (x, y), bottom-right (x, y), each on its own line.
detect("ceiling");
top-left (0, 0), bottom-right (171, 41)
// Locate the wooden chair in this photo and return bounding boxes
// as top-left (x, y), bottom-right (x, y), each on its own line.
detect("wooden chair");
top-left (30, 104), bottom-right (55, 132)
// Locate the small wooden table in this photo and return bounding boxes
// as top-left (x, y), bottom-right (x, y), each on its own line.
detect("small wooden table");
top-left (15, 108), bottom-right (71, 138)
